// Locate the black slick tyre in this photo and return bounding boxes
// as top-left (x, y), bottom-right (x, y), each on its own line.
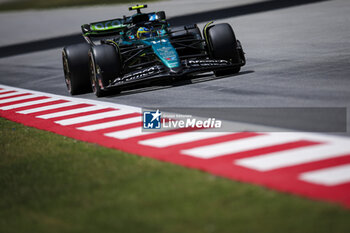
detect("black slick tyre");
top-left (89, 44), bottom-right (121, 97)
top-left (206, 23), bottom-right (241, 76)
top-left (62, 43), bottom-right (91, 95)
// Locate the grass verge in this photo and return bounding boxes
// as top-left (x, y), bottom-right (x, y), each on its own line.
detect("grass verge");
top-left (0, 0), bottom-right (158, 12)
top-left (0, 117), bottom-right (350, 233)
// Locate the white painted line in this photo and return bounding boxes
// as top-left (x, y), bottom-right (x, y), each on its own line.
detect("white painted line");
top-left (235, 143), bottom-right (350, 171)
top-left (300, 164), bottom-right (350, 186)
top-left (55, 109), bottom-right (133, 126)
top-left (0, 84), bottom-right (141, 113)
top-left (17, 102), bottom-right (79, 114)
top-left (0, 94), bottom-right (39, 104)
top-left (0, 92), bottom-right (25, 98)
top-left (0, 90), bottom-right (18, 95)
top-left (77, 116), bottom-right (141, 131)
top-left (2, 83), bottom-right (350, 148)
top-left (181, 133), bottom-right (304, 159)
top-left (139, 132), bottom-right (232, 148)
top-left (36, 105), bottom-right (107, 119)
top-left (105, 127), bottom-right (156, 139)
top-left (0, 98), bottom-right (58, 110)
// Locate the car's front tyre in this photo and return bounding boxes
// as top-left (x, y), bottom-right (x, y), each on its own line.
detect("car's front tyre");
top-left (206, 23), bottom-right (243, 77)
top-left (89, 44), bottom-right (122, 97)
top-left (62, 43), bottom-right (92, 95)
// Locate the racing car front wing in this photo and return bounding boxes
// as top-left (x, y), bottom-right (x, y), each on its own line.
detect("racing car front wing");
top-left (105, 59), bottom-right (245, 90)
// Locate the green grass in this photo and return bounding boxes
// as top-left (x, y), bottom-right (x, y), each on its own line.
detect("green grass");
top-left (0, 117), bottom-right (350, 233)
top-left (0, 0), bottom-right (159, 12)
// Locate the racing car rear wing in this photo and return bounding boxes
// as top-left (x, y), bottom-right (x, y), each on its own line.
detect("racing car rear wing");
top-left (81, 11), bottom-right (167, 38)
top-left (81, 17), bottom-right (128, 38)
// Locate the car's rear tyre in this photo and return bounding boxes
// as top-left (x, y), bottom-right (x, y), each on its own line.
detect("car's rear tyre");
top-left (206, 23), bottom-right (241, 77)
top-left (89, 44), bottom-right (121, 97)
top-left (62, 43), bottom-right (91, 95)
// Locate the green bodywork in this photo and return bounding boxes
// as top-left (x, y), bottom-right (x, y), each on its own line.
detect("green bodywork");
top-left (129, 37), bottom-right (180, 69)
top-left (82, 13), bottom-right (181, 69)
top-left (82, 18), bottom-right (127, 36)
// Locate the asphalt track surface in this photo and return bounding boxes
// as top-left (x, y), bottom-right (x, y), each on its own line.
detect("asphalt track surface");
top-left (0, 0), bottom-right (349, 134)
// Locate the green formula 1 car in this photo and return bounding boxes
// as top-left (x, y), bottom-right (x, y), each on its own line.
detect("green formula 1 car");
top-left (62, 4), bottom-right (246, 97)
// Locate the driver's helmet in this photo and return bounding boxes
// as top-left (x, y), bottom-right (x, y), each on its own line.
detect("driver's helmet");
top-left (137, 27), bottom-right (154, 39)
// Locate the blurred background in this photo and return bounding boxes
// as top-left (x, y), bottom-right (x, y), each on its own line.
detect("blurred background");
top-left (0, 0), bottom-right (158, 11)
